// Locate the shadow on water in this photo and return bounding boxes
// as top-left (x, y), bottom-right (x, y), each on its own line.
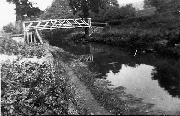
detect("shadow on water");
top-left (46, 32), bottom-right (180, 114)
top-left (90, 44), bottom-right (180, 113)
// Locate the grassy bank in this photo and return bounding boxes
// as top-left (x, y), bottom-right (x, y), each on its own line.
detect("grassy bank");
top-left (1, 37), bottom-right (70, 115)
top-left (0, 37), bottom-right (113, 115)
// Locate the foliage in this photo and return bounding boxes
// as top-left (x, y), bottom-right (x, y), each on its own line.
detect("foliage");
top-left (40, 0), bottom-right (135, 22)
top-left (6, 0), bottom-right (42, 21)
top-left (144, 0), bottom-right (180, 13)
top-left (105, 0), bottom-right (119, 7)
top-left (1, 61), bottom-right (68, 115)
top-left (0, 37), bottom-right (47, 58)
top-left (0, 36), bottom-right (70, 115)
top-left (41, 0), bottom-right (74, 19)
top-left (152, 61), bottom-right (180, 98)
top-left (68, 0), bottom-right (104, 18)
top-left (102, 4), bottom-right (136, 21)
top-left (0, 37), bottom-right (20, 55)
top-left (2, 23), bottom-right (17, 34)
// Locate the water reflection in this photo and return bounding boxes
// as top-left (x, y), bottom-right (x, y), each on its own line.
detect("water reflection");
top-left (88, 44), bottom-right (180, 99)
top-left (152, 63), bottom-right (180, 98)
top-left (106, 64), bottom-right (180, 112)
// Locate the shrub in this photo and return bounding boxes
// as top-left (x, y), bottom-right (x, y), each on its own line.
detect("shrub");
top-left (0, 37), bottom-right (47, 58)
top-left (1, 61), bottom-right (68, 115)
top-left (0, 38), bottom-right (20, 55)
top-left (3, 23), bottom-right (17, 34)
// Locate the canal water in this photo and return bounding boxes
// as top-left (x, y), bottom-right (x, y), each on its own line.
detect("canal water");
top-left (51, 38), bottom-right (180, 114)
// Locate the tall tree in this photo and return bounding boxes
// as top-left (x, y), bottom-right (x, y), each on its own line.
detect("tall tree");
top-left (103, 4), bottom-right (136, 21)
top-left (88, 0), bottom-right (119, 22)
top-left (7, 0), bottom-right (42, 33)
top-left (68, 0), bottom-right (105, 36)
top-left (6, 0), bottom-right (42, 21)
top-left (41, 0), bottom-right (74, 19)
top-left (105, 0), bottom-right (119, 8)
top-left (144, 0), bottom-right (180, 13)
top-left (7, 0), bottom-right (22, 21)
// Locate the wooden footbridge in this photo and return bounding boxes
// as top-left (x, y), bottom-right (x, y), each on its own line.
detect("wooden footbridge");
top-left (23, 18), bottom-right (108, 44)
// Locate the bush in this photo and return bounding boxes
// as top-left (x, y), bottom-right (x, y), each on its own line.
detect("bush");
top-left (0, 38), bottom-right (20, 55)
top-left (1, 61), bottom-right (68, 115)
top-left (0, 37), bottom-right (47, 58)
top-left (3, 23), bottom-right (17, 34)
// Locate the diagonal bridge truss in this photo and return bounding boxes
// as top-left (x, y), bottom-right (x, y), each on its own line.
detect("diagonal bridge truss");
top-left (23, 18), bottom-right (91, 31)
top-left (23, 18), bottom-right (92, 44)
top-left (22, 18), bottom-right (107, 44)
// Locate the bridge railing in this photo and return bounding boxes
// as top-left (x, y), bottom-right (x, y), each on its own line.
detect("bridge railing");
top-left (22, 18), bottom-right (109, 44)
top-left (23, 18), bottom-right (92, 31)
top-left (23, 18), bottom-right (92, 44)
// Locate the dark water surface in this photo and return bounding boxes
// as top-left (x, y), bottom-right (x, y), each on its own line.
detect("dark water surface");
top-left (52, 39), bottom-right (180, 114)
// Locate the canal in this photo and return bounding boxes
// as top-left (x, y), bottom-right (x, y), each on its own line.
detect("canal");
top-left (49, 35), bottom-right (180, 114)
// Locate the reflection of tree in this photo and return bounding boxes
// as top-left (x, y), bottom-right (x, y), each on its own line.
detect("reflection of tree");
top-left (152, 63), bottom-right (180, 98)
top-left (89, 60), bottom-right (122, 77)
top-left (88, 51), bottom-right (138, 76)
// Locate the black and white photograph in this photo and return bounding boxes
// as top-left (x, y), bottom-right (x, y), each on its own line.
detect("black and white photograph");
top-left (0, 0), bottom-right (180, 115)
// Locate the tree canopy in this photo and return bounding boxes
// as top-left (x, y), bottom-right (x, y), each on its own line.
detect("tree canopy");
top-left (144, 0), bottom-right (180, 14)
top-left (6, 0), bottom-right (42, 21)
top-left (68, 0), bottom-right (105, 18)
top-left (41, 0), bottom-right (136, 22)
top-left (41, 0), bottom-right (74, 19)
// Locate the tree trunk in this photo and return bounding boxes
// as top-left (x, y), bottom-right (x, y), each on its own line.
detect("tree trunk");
top-left (82, 6), bottom-right (90, 39)
top-left (84, 26), bottom-right (89, 38)
top-left (15, 3), bottom-right (22, 21)
top-left (15, 20), bottom-right (23, 34)
top-left (15, 3), bottom-right (23, 34)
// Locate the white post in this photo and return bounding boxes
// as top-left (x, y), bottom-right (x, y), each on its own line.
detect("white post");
top-left (30, 32), bottom-right (33, 43)
top-left (27, 32), bottom-right (29, 44)
top-left (35, 29), bottom-right (43, 44)
top-left (34, 32), bottom-right (36, 43)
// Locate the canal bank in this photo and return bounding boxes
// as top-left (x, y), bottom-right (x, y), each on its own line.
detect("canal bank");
top-left (49, 46), bottom-right (111, 115)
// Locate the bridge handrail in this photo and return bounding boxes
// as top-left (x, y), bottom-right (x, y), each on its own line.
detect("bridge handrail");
top-left (23, 18), bottom-right (92, 31)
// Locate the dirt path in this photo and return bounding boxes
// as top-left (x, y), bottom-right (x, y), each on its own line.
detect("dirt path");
top-left (65, 65), bottom-right (111, 115)
top-left (49, 47), bottom-right (111, 115)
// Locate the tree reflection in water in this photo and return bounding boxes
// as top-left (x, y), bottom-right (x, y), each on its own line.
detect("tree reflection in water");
top-left (152, 62), bottom-right (180, 98)
top-left (89, 44), bottom-right (180, 99)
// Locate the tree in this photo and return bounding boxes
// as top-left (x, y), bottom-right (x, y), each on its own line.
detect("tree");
top-left (6, 0), bottom-right (42, 21)
top-left (7, 0), bottom-right (42, 33)
top-left (68, 0), bottom-right (105, 37)
top-left (3, 23), bottom-right (16, 33)
top-left (99, 3), bottom-right (136, 21)
top-left (105, 0), bottom-right (119, 8)
top-left (144, 0), bottom-right (180, 13)
top-left (41, 0), bottom-right (74, 19)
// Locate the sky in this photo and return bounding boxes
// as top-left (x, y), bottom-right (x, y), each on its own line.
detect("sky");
top-left (0, 0), bottom-right (144, 29)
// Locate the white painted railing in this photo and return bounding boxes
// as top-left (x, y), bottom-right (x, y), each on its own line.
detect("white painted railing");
top-left (23, 18), bottom-right (92, 44)
top-left (23, 18), bottom-right (91, 31)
